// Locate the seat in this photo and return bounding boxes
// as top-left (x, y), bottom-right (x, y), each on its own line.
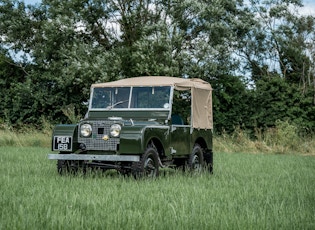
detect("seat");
top-left (171, 114), bottom-right (184, 125)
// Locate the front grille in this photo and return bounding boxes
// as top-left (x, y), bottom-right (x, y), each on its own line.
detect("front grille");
top-left (78, 120), bottom-right (120, 151)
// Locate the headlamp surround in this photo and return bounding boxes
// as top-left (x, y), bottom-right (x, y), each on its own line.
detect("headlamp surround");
top-left (80, 124), bottom-right (92, 137)
top-left (110, 124), bottom-right (121, 137)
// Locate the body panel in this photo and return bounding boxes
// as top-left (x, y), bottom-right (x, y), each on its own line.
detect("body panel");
top-left (170, 125), bottom-right (191, 156)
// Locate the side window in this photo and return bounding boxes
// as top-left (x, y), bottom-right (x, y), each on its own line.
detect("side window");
top-left (172, 90), bottom-right (191, 125)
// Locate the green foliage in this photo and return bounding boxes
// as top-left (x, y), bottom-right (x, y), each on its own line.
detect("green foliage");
top-left (239, 0), bottom-right (314, 83)
top-left (211, 74), bottom-right (252, 133)
top-left (264, 120), bottom-right (300, 153)
top-left (252, 76), bottom-right (315, 131)
top-left (0, 0), bottom-right (314, 135)
top-left (61, 104), bottom-right (82, 124)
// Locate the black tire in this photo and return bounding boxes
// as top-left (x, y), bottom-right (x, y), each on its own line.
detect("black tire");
top-left (57, 160), bottom-right (70, 175)
top-left (188, 144), bottom-right (204, 173)
top-left (57, 160), bottom-right (84, 175)
top-left (132, 147), bottom-right (159, 178)
top-left (204, 150), bottom-right (213, 174)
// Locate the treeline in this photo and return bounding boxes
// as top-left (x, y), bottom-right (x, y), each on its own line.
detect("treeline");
top-left (0, 0), bottom-right (314, 134)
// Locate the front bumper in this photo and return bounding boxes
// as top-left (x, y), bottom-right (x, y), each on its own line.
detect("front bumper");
top-left (48, 154), bottom-right (140, 162)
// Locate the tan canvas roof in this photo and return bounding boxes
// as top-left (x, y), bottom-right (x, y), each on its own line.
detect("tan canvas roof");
top-left (92, 76), bottom-right (212, 91)
top-left (92, 76), bottom-right (213, 130)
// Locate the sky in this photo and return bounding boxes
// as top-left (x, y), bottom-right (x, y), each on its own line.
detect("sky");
top-left (23, 0), bottom-right (315, 16)
top-left (298, 0), bottom-right (315, 15)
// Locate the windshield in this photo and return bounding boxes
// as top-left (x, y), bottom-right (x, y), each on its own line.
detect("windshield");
top-left (90, 86), bottom-right (171, 110)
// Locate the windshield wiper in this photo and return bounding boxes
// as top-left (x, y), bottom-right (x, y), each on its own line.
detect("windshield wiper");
top-left (106, 100), bottom-right (128, 110)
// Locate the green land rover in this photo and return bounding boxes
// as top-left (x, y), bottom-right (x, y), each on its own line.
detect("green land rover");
top-left (48, 76), bottom-right (213, 177)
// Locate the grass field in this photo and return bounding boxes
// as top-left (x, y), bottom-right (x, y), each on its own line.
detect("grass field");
top-left (0, 147), bottom-right (314, 229)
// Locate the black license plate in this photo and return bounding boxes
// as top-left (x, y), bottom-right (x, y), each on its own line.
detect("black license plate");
top-left (53, 136), bottom-right (72, 151)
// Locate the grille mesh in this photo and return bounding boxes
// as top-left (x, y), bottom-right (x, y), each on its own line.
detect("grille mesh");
top-left (78, 120), bottom-right (120, 151)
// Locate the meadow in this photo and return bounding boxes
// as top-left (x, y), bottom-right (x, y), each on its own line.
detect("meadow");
top-left (1, 146), bottom-right (314, 229)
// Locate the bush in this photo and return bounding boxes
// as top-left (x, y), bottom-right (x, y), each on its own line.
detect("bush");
top-left (263, 120), bottom-right (299, 154)
top-left (214, 120), bottom-right (315, 155)
top-left (0, 118), bottom-right (51, 148)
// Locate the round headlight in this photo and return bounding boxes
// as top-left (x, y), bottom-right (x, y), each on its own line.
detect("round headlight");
top-left (110, 124), bottom-right (121, 137)
top-left (80, 124), bottom-right (92, 137)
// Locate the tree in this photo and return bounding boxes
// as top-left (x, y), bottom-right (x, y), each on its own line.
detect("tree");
top-left (237, 0), bottom-right (315, 85)
top-left (0, 0), bottom-right (314, 134)
top-left (0, 49), bottom-right (26, 124)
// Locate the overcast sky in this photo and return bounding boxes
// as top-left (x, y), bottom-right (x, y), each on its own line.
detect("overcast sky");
top-left (299, 0), bottom-right (315, 15)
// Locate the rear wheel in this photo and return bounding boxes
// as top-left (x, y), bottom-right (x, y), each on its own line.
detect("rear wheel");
top-left (204, 150), bottom-right (213, 174)
top-left (132, 147), bottom-right (159, 178)
top-left (188, 144), bottom-right (204, 173)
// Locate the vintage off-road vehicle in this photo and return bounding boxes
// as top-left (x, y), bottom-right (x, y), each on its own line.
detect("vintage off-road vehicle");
top-left (48, 76), bottom-right (213, 177)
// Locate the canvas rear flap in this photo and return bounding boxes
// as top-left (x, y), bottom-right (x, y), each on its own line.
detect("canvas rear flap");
top-left (191, 88), bottom-right (213, 130)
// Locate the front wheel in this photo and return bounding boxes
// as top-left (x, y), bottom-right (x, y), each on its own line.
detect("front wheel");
top-left (57, 160), bottom-right (70, 175)
top-left (57, 160), bottom-right (85, 175)
top-left (132, 147), bottom-right (159, 178)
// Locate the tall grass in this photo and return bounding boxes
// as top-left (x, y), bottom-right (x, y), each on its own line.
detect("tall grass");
top-left (0, 147), bottom-right (314, 229)
top-left (0, 127), bottom-right (51, 148)
top-left (214, 120), bottom-right (315, 155)
top-left (0, 118), bottom-right (52, 147)
top-left (0, 120), bottom-right (314, 155)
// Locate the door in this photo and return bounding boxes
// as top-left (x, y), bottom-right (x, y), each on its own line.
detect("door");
top-left (170, 117), bottom-right (191, 156)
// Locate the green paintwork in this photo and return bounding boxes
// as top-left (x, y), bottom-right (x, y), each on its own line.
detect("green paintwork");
top-left (88, 110), bottom-right (169, 121)
top-left (52, 124), bottom-right (79, 152)
top-left (119, 125), bottom-right (144, 154)
top-left (143, 125), bottom-right (170, 154)
top-left (191, 128), bottom-right (213, 151)
top-left (51, 116), bottom-right (213, 157)
top-left (170, 125), bottom-right (191, 155)
top-left (119, 123), bottom-right (170, 155)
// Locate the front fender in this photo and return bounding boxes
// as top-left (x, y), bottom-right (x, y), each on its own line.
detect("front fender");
top-left (52, 124), bottom-right (79, 152)
top-left (143, 126), bottom-right (170, 151)
top-left (120, 125), bottom-right (170, 155)
top-left (119, 126), bottom-right (145, 154)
